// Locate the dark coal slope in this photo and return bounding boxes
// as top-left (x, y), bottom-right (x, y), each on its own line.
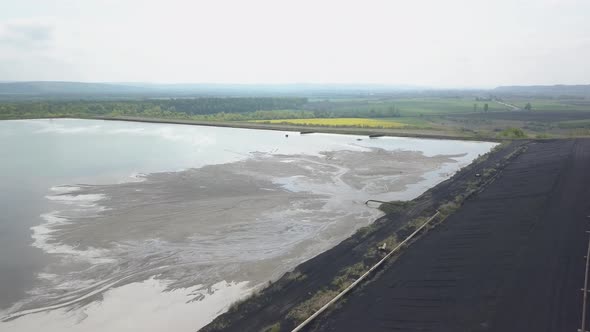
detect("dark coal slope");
top-left (202, 142), bottom-right (523, 332)
top-left (313, 139), bottom-right (590, 332)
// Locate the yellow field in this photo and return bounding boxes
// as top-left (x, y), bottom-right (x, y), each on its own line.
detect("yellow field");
top-left (251, 118), bottom-right (406, 129)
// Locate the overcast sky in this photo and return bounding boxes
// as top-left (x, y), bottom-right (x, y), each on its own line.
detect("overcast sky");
top-left (0, 0), bottom-right (589, 87)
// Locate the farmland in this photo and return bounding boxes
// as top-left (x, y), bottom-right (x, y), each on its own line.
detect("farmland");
top-left (2, 91), bottom-right (590, 141)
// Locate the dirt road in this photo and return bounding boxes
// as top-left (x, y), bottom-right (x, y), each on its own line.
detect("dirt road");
top-left (312, 139), bottom-right (590, 331)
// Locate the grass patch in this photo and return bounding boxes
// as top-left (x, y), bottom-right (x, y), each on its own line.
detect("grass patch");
top-left (251, 118), bottom-right (407, 129)
top-left (331, 262), bottom-right (367, 289)
top-left (558, 119), bottom-right (590, 129)
top-left (327, 98), bottom-right (507, 116)
top-left (393, 98), bottom-right (505, 115)
top-left (288, 261), bottom-right (370, 323)
top-left (262, 322), bottom-right (281, 332)
top-left (499, 127), bottom-right (527, 138)
top-left (287, 288), bottom-right (340, 322)
top-left (504, 99), bottom-right (590, 112)
top-left (283, 270), bottom-right (307, 282)
top-left (378, 201), bottom-right (415, 214)
top-left (379, 117), bottom-right (436, 128)
top-left (567, 128), bottom-right (590, 137)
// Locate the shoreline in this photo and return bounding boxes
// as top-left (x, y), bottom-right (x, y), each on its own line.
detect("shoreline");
top-left (96, 116), bottom-right (502, 142)
top-left (2, 115), bottom-right (503, 142)
top-left (200, 140), bottom-right (526, 332)
top-left (0, 119), bottom-right (497, 332)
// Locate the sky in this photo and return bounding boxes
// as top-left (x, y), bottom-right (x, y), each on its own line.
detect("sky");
top-left (0, 0), bottom-right (589, 88)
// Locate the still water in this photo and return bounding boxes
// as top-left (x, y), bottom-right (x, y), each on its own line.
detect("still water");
top-left (0, 119), bottom-right (495, 331)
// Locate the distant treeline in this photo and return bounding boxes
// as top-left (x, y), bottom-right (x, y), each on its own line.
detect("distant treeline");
top-left (0, 97), bottom-right (402, 120)
top-left (158, 97), bottom-right (308, 114)
top-left (0, 98), bottom-right (307, 119)
top-left (310, 106), bottom-right (400, 118)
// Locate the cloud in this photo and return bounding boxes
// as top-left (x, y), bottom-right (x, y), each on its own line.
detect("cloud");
top-left (0, 1), bottom-right (589, 85)
top-left (0, 19), bottom-right (54, 49)
top-left (0, 18), bottom-right (78, 81)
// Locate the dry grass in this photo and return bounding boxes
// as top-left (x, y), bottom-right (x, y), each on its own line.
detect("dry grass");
top-left (287, 289), bottom-right (340, 322)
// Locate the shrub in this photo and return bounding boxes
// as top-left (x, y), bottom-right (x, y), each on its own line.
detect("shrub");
top-left (499, 127), bottom-right (526, 138)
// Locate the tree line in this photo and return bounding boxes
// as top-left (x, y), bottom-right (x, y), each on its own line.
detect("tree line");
top-left (0, 98), bottom-right (403, 121)
top-left (0, 98), bottom-right (306, 119)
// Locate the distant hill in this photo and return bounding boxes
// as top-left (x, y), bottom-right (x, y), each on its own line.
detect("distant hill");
top-left (493, 85), bottom-right (590, 97)
top-left (5, 81), bottom-right (589, 99)
top-left (0, 81), bottom-right (150, 96)
top-left (0, 81), bottom-right (429, 99)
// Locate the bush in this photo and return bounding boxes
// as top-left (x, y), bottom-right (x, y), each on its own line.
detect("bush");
top-left (264, 323), bottom-right (281, 332)
top-left (378, 201), bottom-right (415, 214)
top-left (499, 127), bottom-right (527, 138)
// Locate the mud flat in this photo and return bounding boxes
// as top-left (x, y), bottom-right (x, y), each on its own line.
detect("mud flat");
top-left (198, 140), bottom-right (522, 332)
top-left (215, 139), bottom-right (590, 332)
top-left (0, 119), bottom-right (496, 332)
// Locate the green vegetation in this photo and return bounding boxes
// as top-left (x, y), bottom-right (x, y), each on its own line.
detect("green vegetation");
top-left (263, 322), bottom-right (281, 332)
top-left (558, 119), bottom-right (590, 128)
top-left (188, 110), bottom-right (315, 121)
top-left (311, 98), bottom-right (505, 117)
top-left (3, 94), bottom-right (590, 123)
top-left (500, 127), bottom-right (527, 138)
top-left (382, 117), bottom-right (434, 127)
top-left (524, 102), bottom-right (532, 111)
top-left (0, 98), bottom-right (307, 120)
top-left (287, 289), bottom-right (340, 322)
top-left (378, 201), bottom-right (415, 214)
top-left (3, 95), bottom-right (590, 139)
top-left (251, 118), bottom-right (406, 129)
top-left (506, 98), bottom-right (590, 111)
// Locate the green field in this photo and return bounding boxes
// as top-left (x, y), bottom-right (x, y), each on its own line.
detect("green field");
top-left (317, 97), bottom-right (590, 116)
top-left (503, 99), bottom-right (590, 111)
top-left (3, 95), bottom-right (590, 139)
top-left (558, 119), bottom-right (590, 128)
top-left (322, 98), bottom-right (507, 116)
top-left (389, 98), bottom-right (503, 115)
top-left (251, 118), bottom-right (407, 128)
